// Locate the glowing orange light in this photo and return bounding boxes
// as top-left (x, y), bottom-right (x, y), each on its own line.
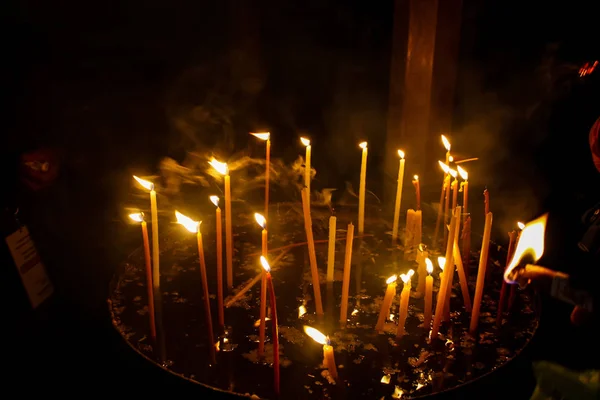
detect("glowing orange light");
top-left (254, 213), bottom-right (266, 229)
top-left (457, 166), bottom-right (468, 180)
top-left (250, 132), bottom-right (270, 141)
top-left (438, 257), bottom-right (446, 271)
top-left (298, 305), bottom-right (307, 318)
top-left (260, 256), bottom-right (271, 273)
top-left (175, 211), bottom-right (200, 233)
top-left (441, 135), bottom-right (451, 151)
top-left (209, 158), bottom-right (228, 175)
top-left (398, 150), bottom-right (405, 159)
top-left (210, 196), bottom-right (219, 207)
top-left (449, 155), bottom-right (454, 162)
top-left (425, 258), bottom-right (434, 274)
top-left (504, 214), bottom-right (548, 283)
top-left (359, 142), bottom-right (367, 149)
top-left (133, 175), bottom-right (153, 191)
top-left (300, 137), bottom-right (310, 147)
top-left (129, 212), bottom-right (144, 222)
top-left (413, 175), bottom-right (419, 181)
top-left (304, 326), bottom-right (327, 345)
top-left (386, 275), bottom-right (398, 285)
top-left (438, 161), bottom-right (450, 174)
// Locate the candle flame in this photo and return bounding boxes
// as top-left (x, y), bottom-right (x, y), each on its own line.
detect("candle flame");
top-left (426, 258), bottom-right (434, 274)
top-left (129, 212), bottom-right (144, 222)
top-left (413, 175), bottom-right (419, 181)
top-left (298, 305), bottom-right (307, 318)
top-left (250, 132), bottom-right (270, 141)
top-left (441, 135), bottom-right (451, 151)
top-left (418, 243), bottom-right (424, 252)
top-left (457, 165), bottom-right (468, 180)
top-left (175, 211), bottom-right (200, 233)
top-left (209, 158), bottom-right (228, 175)
top-left (504, 214), bottom-right (548, 283)
top-left (210, 195), bottom-right (220, 207)
top-left (260, 256), bottom-right (271, 273)
top-left (398, 150), bottom-right (405, 159)
top-left (438, 257), bottom-right (446, 271)
top-left (300, 137), bottom-right (310, 146)
top-left (517, 221), bottom-right (525, 230)
top-left (438, 161), bottom-right (450, 174)
top-left (386, 275), bottom-right (398, 285)
top-left (304, 326), bottom-right (328, 345)
top-left (254, 213), bottom-right (266, 229)
top-left (133, 175), bottom-right (154, 191)
top-left (449, 155), bottom-right (454, 162)
top-left (359, 141), bottom-right (367, 149)
top-left (400, 269), bottom-right (414, 283)
top-left (449, 168), bottom-right (458, 178)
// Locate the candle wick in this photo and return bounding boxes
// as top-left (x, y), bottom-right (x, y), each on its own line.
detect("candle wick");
top-left (326, 336), bottom-right (331, 346)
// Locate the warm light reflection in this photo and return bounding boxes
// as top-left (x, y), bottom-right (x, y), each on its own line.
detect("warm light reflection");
top-left (381, 374), bottom-right (391, 384)
top-left (449, 168), bottom-right (458, 179)
top-left (438, 161), bottom-right (450, 174)
top-left (300, 137), bottom-right (310, 147)
top-left (398, 150), bottom-right (405, 159)
top-left (386, 275), bottom-right (398, 285)
top-left (298, 305), bottom-right (307, 318)
top-left (449, 155), bottom-right (454, 163)
top-left (504, 214), bottom-right (548, 283)
top-left (209, 158), bottom-right (228, 175)
top-left (441, 135), bottom-right (451, 151)
top-left (175, 211), bottom-right (200, 233)
top-left (254, 213), bottom-right (266, 229)
top-left (304, 326), bottom-right (328, 345)
top-left (425, 258), bottom-right (434, 274)
top-left (260, 256), bottom-right (271, 273)
top-left (418, 243), bottom-right (424, 252)
top-left (400, 269), bottom-right (414, 283)
top-left (359, 141), bottom-right (367, 149)
top-left (438, 257), bottom-right (446, 271)
top-left (129, 212), bottom-right (144, 222)
top-left (351, 309), bottom-right (359, 316)
top-left (133, 175), bottom-right (153, 191)
top-left (413, 175), bottom-right (419, 181)
top-left (457, 166), bottom-right (468, 180)
top-left (392, 386), bottom-right (404, 399)
top-left (517, 221), bottom-right (525, 230)
top-left (210, 196), bottom-right (219, 207)
top-left (250, 132), bottom-right (270, 141)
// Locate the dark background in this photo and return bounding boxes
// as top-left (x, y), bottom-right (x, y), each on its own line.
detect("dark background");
top-left (2, 0), bottom-right (599, 397)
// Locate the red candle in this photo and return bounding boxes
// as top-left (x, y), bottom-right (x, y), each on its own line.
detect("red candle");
top-left (261, 256), bottom-right (279, 395)
top-left (413, 175), bottom-right (421, 211)
top-left (255, 213), bottom-right (268, 358)
top-left (210, 196), bottom-right (224, 329)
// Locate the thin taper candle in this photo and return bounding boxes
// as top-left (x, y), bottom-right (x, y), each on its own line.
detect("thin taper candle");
top-left (210, 196), bottom-right (224, 328)
top-left (301, 187), bottom-right (323, 315)
top-left (255, 213), bottom-right (268, 357)
top-left (301, 137), bottom-right (311, 195)
top-left (470, 212), bottom-right (494, 334)
top-left (392, 150), bottom-right (405, 243)
top-left (340, 223), bottom-right (355, 324)
top-left (358, 142), bottom-right (368, 234)
top-left (326, 216), bottom-right (337, 283)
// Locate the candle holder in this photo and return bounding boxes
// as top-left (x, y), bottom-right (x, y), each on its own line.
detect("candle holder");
top-left (110, 202), bottom-right (539, 399)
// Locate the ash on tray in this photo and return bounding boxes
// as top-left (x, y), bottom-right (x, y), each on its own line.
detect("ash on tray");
top-left (109, 203), bottom-right (538, 399)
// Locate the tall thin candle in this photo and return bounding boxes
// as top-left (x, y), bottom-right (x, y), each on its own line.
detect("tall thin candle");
top-left (449, 169), bottom-right (458, 210)
top-left (261, 257), bottom-right (280, 395)
top-left (326, 215), bottom-right (337, 283)
top-left (301, 187), bottom-right (324, 316)
top-left (358, 141), bottom-right (368, 234)
top-left (251, 132), bottom-right (271, 220)
top-left (209, 158), bottom-right (233, 290)
top-left (210, 196), bottom-right (224, 329)
top-left (392, 150), bottom-right (405, 244)
top-left (496, 229), bottom-right (517, 327)
top-left (255, 213), bottom-right (268, 358)
top-left (470, 212), bottom-right (494, 334)
top-left (340, 223), bottom-right (355, 324)
top-left (175, 211), bottom-right (216, 364)
top-left (423, 258), bottom-right (434, 329)
top-left (301, 137), bottom-right (312, 196)
top-left (413, 175), bottom-right (421, 211)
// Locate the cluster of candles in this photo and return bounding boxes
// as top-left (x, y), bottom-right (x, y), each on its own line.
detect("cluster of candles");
top-left (127, 132), bottom-right (543, 395)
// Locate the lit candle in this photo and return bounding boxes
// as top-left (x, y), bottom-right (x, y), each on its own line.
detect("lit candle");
top-left (133, 176), bottom-right (165, 359)
top-left (251, 132), bottom-right (271, 220)
top-left (300, 187), bottom-right (324, 316)
top-left (175, 211), bottom-right (216, 364)
top-left (423, 258), bottom-right (434, 329)
top-left (433, 162), bottom-right (451, 247)
top-left (326, 215), bottom-right (337, 283)
top-left (441, 134), bottom-right (451, 165)
top-left (260, 257), bottom-right (280, 395)
top-left (209, 158), bottom-right (233, 290)
top-left (469, 212), bottom-right (493, 335)
top-left (358, 141), bottom-right (368, 234)
top-left (304, 326), bottom-right (338, 380)
top-left (300, 137), bottom-right (312, 196)
top-left (375, 275), bottom-right (398, 332)
top-left (443, 169), bottom-right (452, 245)
top-left (396, 269), bottom-right (415, 338)
top-left (340, 222), bottom-right (355, 324)
top-left (255, 213), bottom-right (268, 357)
top-left (413, 209), bottom-right (422, 250)
top-left (431, 206), bottom-right (460, 339)
top-left (496, 228), bottom-right (517, 327)
top-left (209, 196), bottom-right (224, 329)
top-left (416, 244), bottom-right (429, 294)
top-left (392, 150), bottom-right (406, 244)
top-left (413, 175), bottom-right (421, 211)
top-left (449, 168), bottom-right (458, 211)
top-left (128, 212), bottom-right (156, 343)
top-left (458, 166), bottom-right (469, 223)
